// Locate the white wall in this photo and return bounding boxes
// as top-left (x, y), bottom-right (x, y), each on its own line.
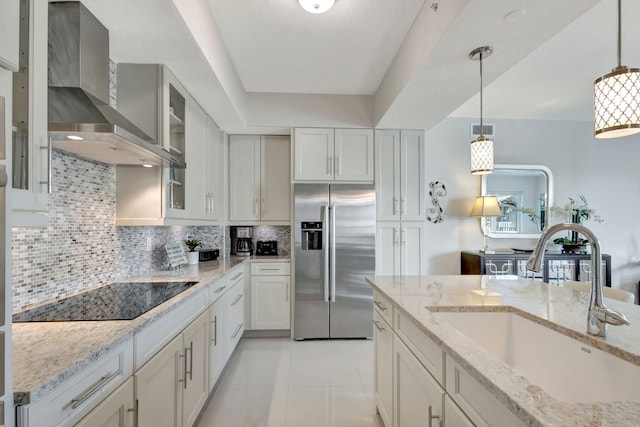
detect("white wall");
top-left (425, 117), bottom-right (640, 296)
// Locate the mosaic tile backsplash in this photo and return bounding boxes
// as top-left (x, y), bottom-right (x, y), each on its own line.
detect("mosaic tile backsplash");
top-left (11, 150), bottom-right (225, 311)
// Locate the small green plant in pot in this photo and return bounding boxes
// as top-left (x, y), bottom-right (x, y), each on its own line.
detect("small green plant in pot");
top-left (183, 238), bottom-right (202, 264)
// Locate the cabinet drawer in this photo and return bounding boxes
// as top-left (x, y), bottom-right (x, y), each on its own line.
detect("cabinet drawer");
top-left (21, 338), bottom-right (134, 427)
top-left (209, 275), bottom-right (229, 305)
top-left (372, 290), bottom-right (393, 327)
top-left (395, 310), bottom-right (444, 386)
top-left (228, 266), bottom-right (245, 287)
top-left (445, 354), bottom-right (525, 427)
top-left (251, 262), bottom-right (290, 276)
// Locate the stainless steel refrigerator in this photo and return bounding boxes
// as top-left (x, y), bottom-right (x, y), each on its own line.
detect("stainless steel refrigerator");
top-left (294, 184), bottom-right (375, 339)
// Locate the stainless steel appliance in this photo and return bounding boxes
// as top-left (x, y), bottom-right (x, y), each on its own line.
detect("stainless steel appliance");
top-left (294, 184), bottom-right (375, 339)
top-left (47, 2), bottom-right (184, 168)
top-left (256, 240), bottom-right (278, 256)
top-left (236, 226), bottom-right (253, 257)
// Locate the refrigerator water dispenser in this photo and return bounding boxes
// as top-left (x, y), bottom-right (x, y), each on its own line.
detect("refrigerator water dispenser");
top-left (301, 222), bottom-right (323, 250)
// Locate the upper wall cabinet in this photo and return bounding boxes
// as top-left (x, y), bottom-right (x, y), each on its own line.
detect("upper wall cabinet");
top-left (116, 64), bottom-right (219, 225)
top-left (0, 0), bottom-right (19, 72)
top-left (293, 128), bottom-right (374, 182)
top-left (375, 130), bottom-right (426, 222)
top-left (229, 135), bottom-right (291, 224)
top-left (12, 0), bottom-right (50, 227)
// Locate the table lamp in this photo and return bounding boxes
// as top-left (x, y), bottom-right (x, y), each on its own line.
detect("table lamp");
top-left (470, 196), bottom-right (503, 254)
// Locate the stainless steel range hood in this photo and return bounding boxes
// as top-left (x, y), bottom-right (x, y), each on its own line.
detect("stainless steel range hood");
top-left (48, 2), bottom-right (185, 168)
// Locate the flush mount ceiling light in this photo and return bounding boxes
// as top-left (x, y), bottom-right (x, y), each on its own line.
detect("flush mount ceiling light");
top-left (469, 46), bottom-right (494, 175)
top-left (594, 0), bottom-right (640, 139)
top-left (298, 0), bottom-right (335, 14)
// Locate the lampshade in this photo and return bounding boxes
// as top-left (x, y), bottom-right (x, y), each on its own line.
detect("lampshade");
top-left (470, 136), bottom-right (494, 175)
top-left (299, 0), bottom-right (335, 14)
top-left (469, 46), bottom-right (494, 174)
top-left (593, 0), bottom-right (640, 139)
top-left (469, 196), bottom-right (503, 217)
top-left (594, 66), bottom-right (640, 138)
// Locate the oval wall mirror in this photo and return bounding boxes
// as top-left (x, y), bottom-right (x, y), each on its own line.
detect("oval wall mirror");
top-left (481, 164), bottom-right (554, 239)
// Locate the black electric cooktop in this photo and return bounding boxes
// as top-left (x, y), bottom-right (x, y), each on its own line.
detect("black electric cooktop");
top-left (13, 281), bottom-right (198, 322)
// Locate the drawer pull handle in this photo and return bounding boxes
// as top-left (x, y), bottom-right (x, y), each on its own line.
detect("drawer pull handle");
top-left (214, 285), bottom-right (226, 294)
top-left (372, 320), bottom-right (385, 332)
top-left (259, 268), bottom-right (281, 271)
top-left (373, 300), bottom-right (387, 311)
top-left (230, 272), bottom-right (243, 281)
top-left (67, 371), bottom-right (119, 409)
top-left (231, 294), bottom-right (243, 306)
top-left (231, 323), bottom-right (244, 339)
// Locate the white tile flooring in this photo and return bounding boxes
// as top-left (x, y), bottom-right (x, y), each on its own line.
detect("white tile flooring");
top-left (196, 338), bottom-right (384, 427)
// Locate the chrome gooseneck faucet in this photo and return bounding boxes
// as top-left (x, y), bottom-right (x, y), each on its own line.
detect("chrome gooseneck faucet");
top-left (526, 223), bottom-right (629, 337)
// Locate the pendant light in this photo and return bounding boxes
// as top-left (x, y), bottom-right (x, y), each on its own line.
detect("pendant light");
top-left (469, 46), bottom-right (494, 175)
top-left (299, 0), bottom-right (335, 14)
top-left (594, 0), bottom-right (640, 139)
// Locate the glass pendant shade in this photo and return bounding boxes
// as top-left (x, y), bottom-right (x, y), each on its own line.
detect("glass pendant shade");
top-left (594, 66), bottom-right (640, 138)
top-left (470, 136), bottom-right (494, 175)
top-left (299, 0), bottom-right (335, 14)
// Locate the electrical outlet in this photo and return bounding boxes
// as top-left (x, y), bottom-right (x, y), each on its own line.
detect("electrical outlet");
top-left (146, 237), bottom-right (153, 251)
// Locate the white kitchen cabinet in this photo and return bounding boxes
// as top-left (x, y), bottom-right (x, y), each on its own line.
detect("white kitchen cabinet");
top-left (0, 0), bottom-right (19, 72)
top-left (135, 334), bottom-right (183, 427)
top-left (393, 336), bottom-right (444, 427)
top-left (375, 130), bottom-right (425, 222)
top-left (117, 64), bottom-right (225, 225)
top-left (229, 135), bottom-right (290, 223)
top-left (208, 292), bottom-right (226, 390)
top-left (224, 270), bottom-right (246, 359)
top-left (74, 378), bottom-right (134, 427)
top-left (186, 98), bottom-right (221, 222)
top-left (373, 309), bottom-right (393, 427)
top-left (136, 310), bottom-right (209, 427)
top-left (376, 222), bottom-right (426, 276)
top-left (293, 128), bottom-right (374, 182)
top-left (249, 263), bottom-right (291, 330)
top-left (12, 0), bottom-right (49, 227)
top-left (181, 311), bottom-right (209, 427)
top-left (443, 395), bottom-right (474, 427)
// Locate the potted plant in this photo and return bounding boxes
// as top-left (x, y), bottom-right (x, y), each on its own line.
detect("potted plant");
top-left (183, 238), bottom-right (202, 264)
top-left (550, 195), bottom-right (603, 253)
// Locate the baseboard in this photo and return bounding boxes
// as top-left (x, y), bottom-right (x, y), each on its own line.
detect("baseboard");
top-left (242, 329), bottom-right (291, 338)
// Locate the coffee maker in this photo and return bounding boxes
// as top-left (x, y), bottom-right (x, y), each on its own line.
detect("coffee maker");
top-left (234, 226), bottom-right (253, 257)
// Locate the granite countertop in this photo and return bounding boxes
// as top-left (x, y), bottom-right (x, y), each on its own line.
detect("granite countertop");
top-left (13, 257), bottom-right (248, 405)
top-left (366, 275), bottom-right (640, 426)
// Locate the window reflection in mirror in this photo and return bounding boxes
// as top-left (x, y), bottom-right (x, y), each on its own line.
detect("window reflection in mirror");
top-left (481, 165), bottom-right (553, 239)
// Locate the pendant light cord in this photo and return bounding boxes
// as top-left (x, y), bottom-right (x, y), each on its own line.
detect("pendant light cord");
top-left (617, 0), bottom-right (622, 68)
top-left (479, 51), bottom-right (484, 137)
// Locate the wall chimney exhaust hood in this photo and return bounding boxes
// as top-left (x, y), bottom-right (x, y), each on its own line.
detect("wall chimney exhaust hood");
top-left (48, 2), bottom-right (186, 168)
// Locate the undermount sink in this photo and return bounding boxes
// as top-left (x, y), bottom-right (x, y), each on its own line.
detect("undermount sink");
top-left (433, 311), bottom-right (640, 403)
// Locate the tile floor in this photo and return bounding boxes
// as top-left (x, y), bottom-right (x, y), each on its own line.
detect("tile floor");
top-left (196, 338), bottom-right (384, 427)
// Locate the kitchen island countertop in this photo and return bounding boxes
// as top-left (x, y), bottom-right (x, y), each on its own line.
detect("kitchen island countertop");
top-left (366, 275), bottom-right (640, 426)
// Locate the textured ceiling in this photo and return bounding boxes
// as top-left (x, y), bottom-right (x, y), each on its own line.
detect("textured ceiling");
top-left (79, 0), bottom-right (618, 133)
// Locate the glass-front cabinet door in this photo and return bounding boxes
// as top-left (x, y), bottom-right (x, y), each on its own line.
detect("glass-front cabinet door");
top-left (163, 69), bottom-right (187, 217)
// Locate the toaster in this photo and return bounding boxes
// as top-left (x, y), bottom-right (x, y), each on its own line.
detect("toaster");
top-left (256, 240), bottom-right (278, 256)
top-left (198, 249), bottom-right (220, 261)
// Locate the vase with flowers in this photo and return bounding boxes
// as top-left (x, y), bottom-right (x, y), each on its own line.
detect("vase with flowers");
top-left (550, 195), bottom-right (603, 253)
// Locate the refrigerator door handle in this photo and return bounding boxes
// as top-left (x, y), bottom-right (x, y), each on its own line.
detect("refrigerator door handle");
top-left (323, 204), bottom-right (330, 302)
top-left (330, 205), bottom-right (336, 303)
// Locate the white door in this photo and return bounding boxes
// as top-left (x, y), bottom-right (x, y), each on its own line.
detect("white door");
top-left (205, 117), bottom-right (222, 221)
top-left (394, 337), bottom-right (444, 427)
top-left (334, 129), bottom-right (374, 181)
top-left (209, 297), bottom-right (226, 390)
top-left (229, 135), bottom-right (261, 221)
top-left (375, 130), bottom-right (401, 221)
top-left (182, 311), bottom-right (209, 427)
top-left (400, 130), bottom-right (426, 221)
top-left (293, 128), bottom-right (334, 181)
top-left (0, 0), bottom-right (19, 71)
top-left (186, 98), bottom-right (207, 220)
top-left (74, 378), bottom-right (134, 427)
top-left (400, 222), bottom-right (426, 276)
top-left (261, 136), bottom-right (291, 221)
top-left (135, 334), bottom-right (183, 427)
top-left (373, 310), bottom-right (394, 427)
top-left (250, 275), bottom-right (291, 330)
top-left (376, 223), bottom-right (401, 276)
